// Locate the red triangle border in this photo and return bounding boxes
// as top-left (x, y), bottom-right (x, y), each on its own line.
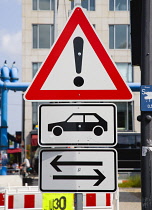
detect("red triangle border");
top-left (24, 7), bottom-right (133, 101)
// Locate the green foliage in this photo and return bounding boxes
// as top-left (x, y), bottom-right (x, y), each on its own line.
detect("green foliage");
top-left (118, 175), bottom-right (141, 188)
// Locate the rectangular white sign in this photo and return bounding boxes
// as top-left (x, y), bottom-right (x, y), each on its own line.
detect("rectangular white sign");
top-left (39, 148), bottom-right (117, 192)
top-left (38, 103), bottom-right (117, 147)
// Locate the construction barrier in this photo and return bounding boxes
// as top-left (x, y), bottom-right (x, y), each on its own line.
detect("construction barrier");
top-left (0, 187), bottom-right (40, 210)
top-left (4, 190), bottom-right (41, 210)
top-left (0, 186), bottom-right (119, 210)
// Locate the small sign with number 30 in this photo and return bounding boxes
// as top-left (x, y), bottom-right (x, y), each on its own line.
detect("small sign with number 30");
top-left (43, 193), bottom-right (74, 210)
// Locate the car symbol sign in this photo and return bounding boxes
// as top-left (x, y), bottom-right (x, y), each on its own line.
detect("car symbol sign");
top-left (48, 113), bottom-right (107, 136)
top-left (38, 103), bottom-right (117, 147)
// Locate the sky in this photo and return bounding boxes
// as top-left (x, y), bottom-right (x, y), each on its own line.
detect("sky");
top-left (0, 0), bottom-right (22, 69)
top-left (0, 0), bottom-right (22, 135)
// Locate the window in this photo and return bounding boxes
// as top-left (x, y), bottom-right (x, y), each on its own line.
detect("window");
top-left (109, 0), bottom-right (130, 11)
top-left (33, 24), bottom-right (54, 49)
top-left (117, 133), bottom-right (141, 148)
top-left (118, 135), bottom-right (135, 148)
top-left (71, 0), bottom-right (95, 11)
top-left (33, 0), bottom-right (54, 10)
top-left (32, 102), bottom-right (41, 128)
top-left (32, 62), bottom-right (42, 77)
top-left (116, 63), bottom-right (133, 82)
top-left (32, 62), bottom-right (44, 128)
top-left (109, 25), bottom-right (131, 49)
top-left (136, 135), bottom-right (141, 148)
top-left (115, 102), bottom-right (133, 131)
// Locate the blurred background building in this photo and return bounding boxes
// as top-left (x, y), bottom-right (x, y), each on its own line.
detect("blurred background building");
top-left (22, 0), bottom-right (140, 159)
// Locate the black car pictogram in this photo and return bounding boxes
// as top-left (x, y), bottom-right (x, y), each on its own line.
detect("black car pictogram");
top-left (48, 113), bottom-right (107, 136)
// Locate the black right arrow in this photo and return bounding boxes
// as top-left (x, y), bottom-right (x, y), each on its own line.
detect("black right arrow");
top-left (50, 155), bottom-right (103, 172)
top-left (53, 169), bottom-right (106, 186)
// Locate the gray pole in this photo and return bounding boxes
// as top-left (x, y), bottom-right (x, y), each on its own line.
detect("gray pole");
top-left (141, 0), bottom-right (152, 209)
top-left (75, 193), bottom-right (83, 210)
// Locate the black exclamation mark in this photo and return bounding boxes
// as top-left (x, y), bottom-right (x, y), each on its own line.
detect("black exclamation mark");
top-left (73, 37), bottom-right (84, 87)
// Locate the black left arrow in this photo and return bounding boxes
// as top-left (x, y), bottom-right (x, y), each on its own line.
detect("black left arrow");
top-left (50, 155), bottom-right (103, 172)
top-left (53, 169), bottom-right (106, 186)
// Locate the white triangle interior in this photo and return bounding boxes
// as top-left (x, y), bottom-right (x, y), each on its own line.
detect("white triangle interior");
top-left (41, 25), bottom-right (117, 90)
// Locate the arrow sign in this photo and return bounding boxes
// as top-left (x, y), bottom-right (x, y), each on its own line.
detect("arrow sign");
top-left (51, 155), bottom-right (103, 172)
top-left (53, 169), bottom-right (106, 186)
top-left (39, 149), bottom-right (117, 192)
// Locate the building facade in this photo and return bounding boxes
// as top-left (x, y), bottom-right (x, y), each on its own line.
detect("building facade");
top-left (22, 0), bottom-right (140, 153)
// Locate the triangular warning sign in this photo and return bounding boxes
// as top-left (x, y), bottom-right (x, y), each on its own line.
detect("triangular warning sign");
top-left (24, 6), bottom-right (133, 101)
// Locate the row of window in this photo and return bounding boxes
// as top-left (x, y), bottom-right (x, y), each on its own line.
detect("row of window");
top-left (32, 24), bottom-right (131, 50)
top-left (32, 62), bottom-right (132, 83)
top-left (33, 0), bottom-right (130, 11)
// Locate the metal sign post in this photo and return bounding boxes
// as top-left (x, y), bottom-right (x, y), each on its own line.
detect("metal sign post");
top-left (141, 0), bottom-right (152, 209)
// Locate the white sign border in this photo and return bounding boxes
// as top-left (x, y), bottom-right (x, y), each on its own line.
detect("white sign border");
top-left (39, 148), bottom-right (118, 193)
top-left (38, 103), bottom-right (117, 147)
